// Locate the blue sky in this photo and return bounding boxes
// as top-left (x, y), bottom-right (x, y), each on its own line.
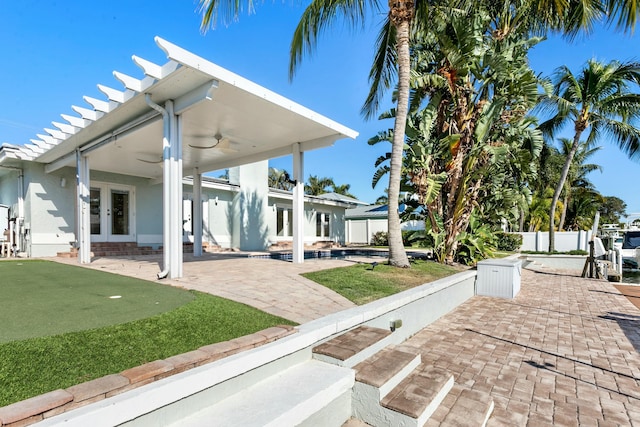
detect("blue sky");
top-left (0, 1), bottom-right (638, 217)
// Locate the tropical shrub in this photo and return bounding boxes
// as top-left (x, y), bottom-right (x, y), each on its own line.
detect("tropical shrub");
top-left (371, 231), bottom-right (389, 246)
top-left (496, 232), bottom-right (523, 251)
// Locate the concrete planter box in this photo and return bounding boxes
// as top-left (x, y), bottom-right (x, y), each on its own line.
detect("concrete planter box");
top-left (476, 259), bottom-right (522, 299)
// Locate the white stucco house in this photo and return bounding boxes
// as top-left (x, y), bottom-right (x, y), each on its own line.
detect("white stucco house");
top-left (0, 37), bottom-right (358, 278)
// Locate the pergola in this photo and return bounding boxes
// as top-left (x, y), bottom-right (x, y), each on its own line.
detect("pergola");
top-left (13, 37), bottom-right (358, 278)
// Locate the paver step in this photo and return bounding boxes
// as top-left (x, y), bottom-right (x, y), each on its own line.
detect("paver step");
top-left (171, 360), bottom-right (354, 427)
top-left (312, 325), bottom-right (393, 368)
top-left (376, 367), bottom-right (454, 427)
top-left (354, 347), bottom-right (421, 400)
top-left (425, 388), bottom-right (494, 427)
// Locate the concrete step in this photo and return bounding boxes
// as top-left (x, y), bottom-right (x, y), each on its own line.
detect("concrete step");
top-left (376, 367), bottom-right (454, 427)
top-left (425, 388), bottom-right (494, 427)
top-left (172, 360), bottom-right (354, 427)
top-left (312, 325), bottom-right (393, 368)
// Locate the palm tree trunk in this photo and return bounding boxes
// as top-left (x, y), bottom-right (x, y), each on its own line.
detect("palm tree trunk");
top-left (549, 130), bottom-right (582, 252)
top-left (558, 193), bottom-right (569, 231)
top-left (387, 16), bottom-right (411, 268)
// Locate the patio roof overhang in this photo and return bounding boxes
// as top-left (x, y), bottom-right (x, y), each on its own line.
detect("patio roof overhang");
top-left (22, 37), bottom-right (358, 178)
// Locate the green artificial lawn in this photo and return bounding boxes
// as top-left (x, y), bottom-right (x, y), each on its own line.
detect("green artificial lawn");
top-left (303, 260), bottom-right (464, 305)
top-left (0, 260), bottom-right (195, 343)
top-left (0, 260), bottom-right (295, 407)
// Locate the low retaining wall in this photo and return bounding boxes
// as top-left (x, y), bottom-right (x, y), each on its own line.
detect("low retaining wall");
top-left (520, 254), bottom-right (587, 271)
top-left (0, 326), bottom-right (296, 427)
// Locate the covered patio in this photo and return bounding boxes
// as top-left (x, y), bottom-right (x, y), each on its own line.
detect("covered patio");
top-left (6, 37), bottom-right (357, 278)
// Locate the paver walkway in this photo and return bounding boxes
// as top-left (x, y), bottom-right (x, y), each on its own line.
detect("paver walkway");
top-left (399, 267), bottom-right (640, 426)
top-left (52, 253), bottom-right (356, 324)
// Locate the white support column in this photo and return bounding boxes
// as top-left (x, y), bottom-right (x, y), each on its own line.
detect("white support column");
top-left (76, 150), bottom-right (91, 264)
top-left (193, 168), bottom-right (203, 257)
top-left (166, 101), bottom-right (183, 279)
top-left (176, 114), bottom-right (184, 277)
top-left (292, 143), bottom-right (305, 264)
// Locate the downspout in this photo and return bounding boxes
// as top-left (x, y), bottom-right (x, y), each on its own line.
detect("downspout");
top-left (145, 94), bottom-right (170, 279)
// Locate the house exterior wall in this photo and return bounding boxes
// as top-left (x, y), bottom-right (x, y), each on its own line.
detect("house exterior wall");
top-left (1, 160), bottom-right (352, 256)
top-left (23, 164), bottom-right (76, 257)
top-left (228, 161), bottom-right (270, 251)
top-left (0, 169), bottom-right (19, 214)
top-left (267, 198), bottom-right (347, 246)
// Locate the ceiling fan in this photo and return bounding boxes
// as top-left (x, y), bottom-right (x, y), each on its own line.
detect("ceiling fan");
top-left (136, 155), bottom-right (163, 164)
top-left (189, 133), bottom-right (237, 152)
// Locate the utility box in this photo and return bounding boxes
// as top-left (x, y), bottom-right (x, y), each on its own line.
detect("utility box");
top-left (476, 258), bottom-right (522, 299)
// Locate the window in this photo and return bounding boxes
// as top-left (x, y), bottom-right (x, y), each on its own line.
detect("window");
top-left (276, 207), bottom-right (293, 237)
top-left (316, 212), bottom-right (330, 238)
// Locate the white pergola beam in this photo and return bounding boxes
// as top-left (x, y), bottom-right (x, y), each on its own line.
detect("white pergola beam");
top-left (72, 105), bottom-right (104, 121)
top-left (52, 121), bottom-right (78, 135)
top-left (83, 96), bottom-right (117, 113)
top-left (132, 56), bottom-right (179, 79)
top-left (97, 84), bottom-right (135, 104)
top-left (173, 80), bottom-right (218, 115)
top-left (61, 113), bottom-right (91, 129)
top-left (30, 139), bottom-right (53, 150)
top-left (37, 133), bottom-right (61, 145)
top-left (44, 127), bottom-right (67, 140)
top-left (113, 71), bottom-right (154, 93)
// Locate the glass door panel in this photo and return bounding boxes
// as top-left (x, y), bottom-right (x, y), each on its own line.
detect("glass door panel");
top-left (90, 188), bottom-right (101, 235)
top-left (111, 189), bottom-right (130, 236)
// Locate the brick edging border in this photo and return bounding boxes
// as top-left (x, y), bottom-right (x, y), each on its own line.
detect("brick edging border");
top-left (0, 325), bottom-right (296, 427)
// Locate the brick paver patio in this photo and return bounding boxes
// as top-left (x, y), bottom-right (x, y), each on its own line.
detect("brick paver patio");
top-left (399, 268), bottom-right (640, 426)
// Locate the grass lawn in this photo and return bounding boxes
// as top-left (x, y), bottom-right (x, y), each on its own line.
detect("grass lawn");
top-left (303, 259), bottom-right (465, 305)
top-left (0, 260), bottom-right (295, 407)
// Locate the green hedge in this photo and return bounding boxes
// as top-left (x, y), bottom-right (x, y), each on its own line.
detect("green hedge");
top-left (495, 232), bottom-right (522, 251)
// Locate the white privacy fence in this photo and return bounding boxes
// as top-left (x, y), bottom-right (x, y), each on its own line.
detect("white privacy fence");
top-left (517, 230), bottom-right (593, 252)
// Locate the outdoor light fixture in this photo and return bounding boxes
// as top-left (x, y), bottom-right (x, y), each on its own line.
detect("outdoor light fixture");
top-left (60, 177), bottom-right (66, 187)
top-left (389, 319), bottom-right (403, 332)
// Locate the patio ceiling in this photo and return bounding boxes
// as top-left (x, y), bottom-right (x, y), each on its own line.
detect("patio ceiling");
top-left (13, 37), bottom-right (358, 179)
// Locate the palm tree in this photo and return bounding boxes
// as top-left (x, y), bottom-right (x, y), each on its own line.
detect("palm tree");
top-left (305, 175), bottom-right (335, 195)
top-left (331, 183), bottom-right (356, 198)
top-left (268, 167), bottom-right (295, 191)
top-left (556, 138), bottom-right (602, 231)
top-left (197, 0), bottom-right (640, 266)
top-left (538, 59), bottom-right (640, 252)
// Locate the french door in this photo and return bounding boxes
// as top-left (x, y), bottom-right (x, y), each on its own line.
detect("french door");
top-left (90, 183), bottom-right (136, 242)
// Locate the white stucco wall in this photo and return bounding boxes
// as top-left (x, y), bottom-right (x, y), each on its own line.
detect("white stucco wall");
top-left (24, 164), bottom-right (76, 257)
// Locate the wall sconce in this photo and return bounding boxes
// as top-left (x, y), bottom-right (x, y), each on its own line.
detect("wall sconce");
top-left (60, 177), bottom-right (66, 188)
top-left (214, 196), bottom-right (218, 206)
top-left (389, 319), bottom-right (403, 332)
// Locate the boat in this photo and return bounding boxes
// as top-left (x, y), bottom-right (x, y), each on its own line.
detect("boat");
top-left (621, 229), bottom-right (640, 269)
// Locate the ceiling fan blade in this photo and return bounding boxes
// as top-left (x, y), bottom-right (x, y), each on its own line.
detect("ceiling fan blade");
top-left (137, 157), bottom-right (163, 164)
top-left (188, 144), bottom-right (219, 150)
